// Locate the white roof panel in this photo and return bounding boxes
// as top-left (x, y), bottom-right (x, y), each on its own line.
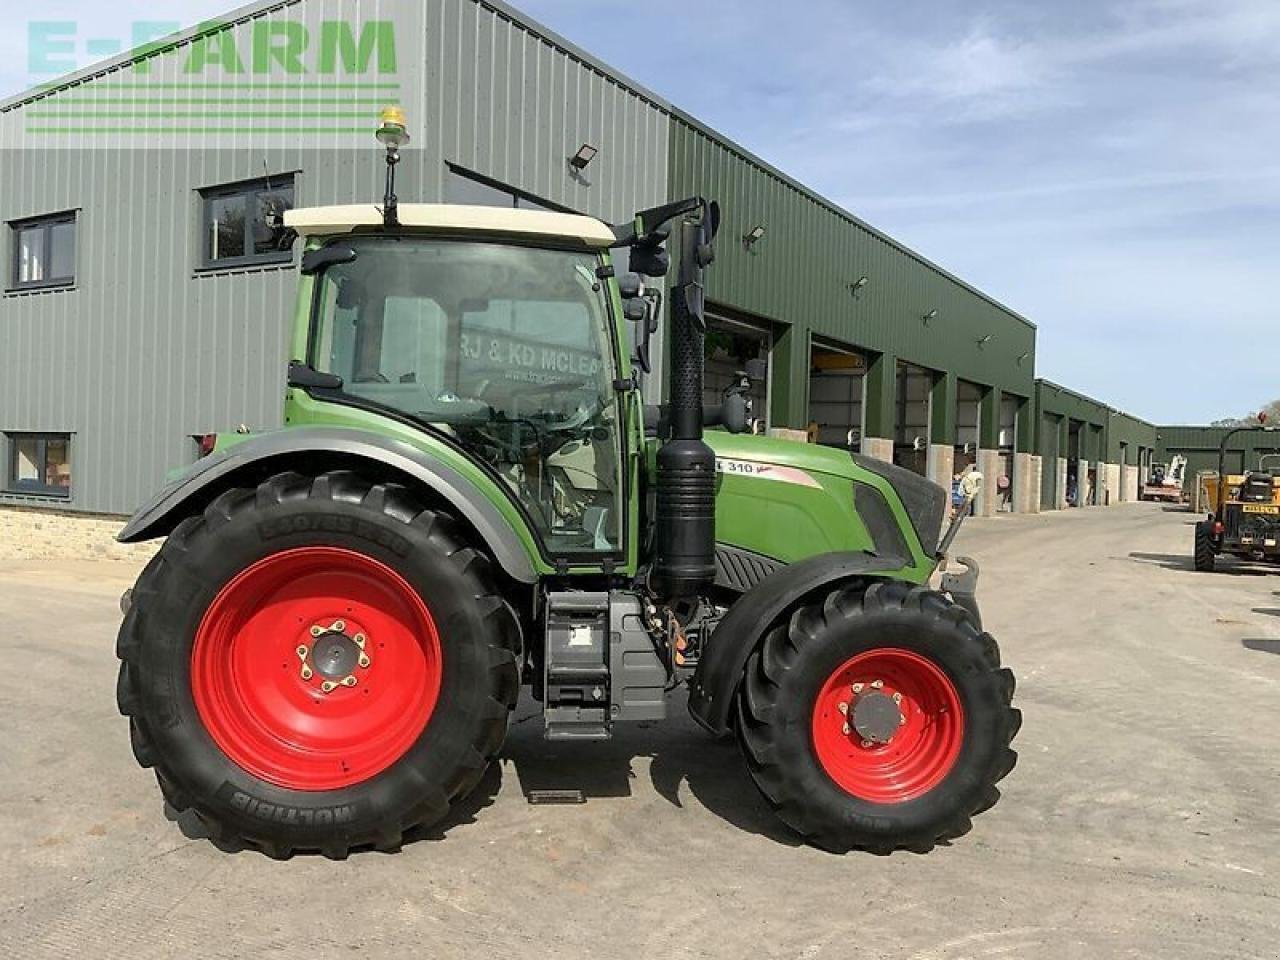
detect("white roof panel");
top-left (285, 204), bottom-right (616, 247)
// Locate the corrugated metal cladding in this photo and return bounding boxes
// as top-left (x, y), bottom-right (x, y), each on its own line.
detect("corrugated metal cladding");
top-left (0, 0), bottom-right (669, 515)
top-left (666, 118), bottom-right (1037, 425)
top-left (1033, 379), bottom-right (1158, 465)
top-left (1158, 425), bottom-right (1280, 479)
top-left (1106, 411), bottom-right (1158, 465)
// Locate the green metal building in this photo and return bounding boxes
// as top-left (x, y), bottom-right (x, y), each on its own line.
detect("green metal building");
top-left (1158, 426), bottom-right (1280, 510)
top-left (668, 117), bottom-right (1038, 515)
top-left (0, 0), bottom-right (1165, 520)
top-left (1033, 380), bottom-right (1158, 510)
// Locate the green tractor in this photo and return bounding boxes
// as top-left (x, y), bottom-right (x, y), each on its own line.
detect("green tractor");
top-left (115, 111), bottom-right (1018, 857)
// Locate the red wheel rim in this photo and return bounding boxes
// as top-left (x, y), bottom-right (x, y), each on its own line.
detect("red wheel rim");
top-left (191, 547), bottom-right (442, 791)
top-left (811, 648), bottom-right (965, 803)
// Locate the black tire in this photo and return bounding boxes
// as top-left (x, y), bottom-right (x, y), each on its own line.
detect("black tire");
top-left (735, 580), bottom-right (1019, 854)
top-left (1194, 521), bottom-right (1217, 572)
top-left (116, 470), bottom-right (520, 858)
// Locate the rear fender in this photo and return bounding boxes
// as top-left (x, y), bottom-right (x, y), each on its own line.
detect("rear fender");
top-left (688, 552), bottom-right (936, 736)
top-left (117, 427), bottom-right (538, 583)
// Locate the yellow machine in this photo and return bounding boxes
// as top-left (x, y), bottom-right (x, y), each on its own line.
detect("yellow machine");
top-left (1195, 430), bottom-right (1280, 572)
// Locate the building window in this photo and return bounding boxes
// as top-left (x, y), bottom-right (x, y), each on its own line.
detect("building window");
top-left (5, 433), bottom-right (72, 498)
top-left (443, 164), bottom-right (560, 212)
top-left (200, 176), bottom-right (295, 269)
top-left (9, 212), bottom-right (77, 291)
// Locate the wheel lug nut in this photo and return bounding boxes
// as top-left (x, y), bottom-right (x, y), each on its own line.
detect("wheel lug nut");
top-left (341, 676), bottom-right (358, 688)
top-left (837, 701), bottom-right (848, 714)
top-left (861, 739), bottom-right (873, 749)
top-left (321, 680), bottom-right (337, 693)
top-left (331, 620), bottom-right (346, 633)
top-left (870, 679), bottom-right (884, 689)
top-left (841, 723), bottom-right (851, 735)
top-left (310, 625), bottom-right (324, 637)
top-left (892, 692), bottom-right (902, 704)
top-left (899, 713), bottom-right (906, 725)
top-left (358, 654), bottom-right (371, 669)
top-left (353, 633), bottom-right (366, 648)
top-left (851, 683), bottom-right (863, 694)
top-left (296, 645), bottom-right (309, 659)
top-left (301, 666), bottom-right (313, 680)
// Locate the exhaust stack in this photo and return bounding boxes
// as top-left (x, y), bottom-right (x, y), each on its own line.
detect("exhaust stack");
top-left (651, 200), bottom-right (720, 600)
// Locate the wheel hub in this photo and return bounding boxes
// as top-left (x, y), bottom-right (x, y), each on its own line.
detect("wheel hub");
top-left (295, 619), bottom-right (373, 694)
top-left (311, 632), bottom-right (361, 678)
top-left (850, 689), bottom-right (903, 745)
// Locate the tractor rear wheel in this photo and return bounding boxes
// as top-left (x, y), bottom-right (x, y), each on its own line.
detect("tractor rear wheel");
top-left (1193, 521), bottom-right (1217, 572)
top-left (735, 580), bottom-right (1019, 854)
top-left (116, 471), bottom-right (520, 858)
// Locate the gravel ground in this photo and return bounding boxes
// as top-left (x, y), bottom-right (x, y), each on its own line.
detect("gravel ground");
top-left (1, 503), bottom-right (1278, 959)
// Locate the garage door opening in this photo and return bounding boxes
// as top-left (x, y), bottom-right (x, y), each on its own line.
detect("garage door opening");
top-left (1067, 420), bottom-right (1084, 506)
top-left (893, 361), bottom-right (933, 476)
top-left (955, 380), bottom-right (982, 473)
top-left (704, 314), bottom-right (770, 432)
top-left (997, 395), bottom-right (1018, 512)
top-left (807, 342), bottom-right (865, 449)
top-left (1041, 413), bottom-right (1062, 510)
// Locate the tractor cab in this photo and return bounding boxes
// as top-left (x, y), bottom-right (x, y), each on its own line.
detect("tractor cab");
top-left (284, 204), bottom-right (631, 557)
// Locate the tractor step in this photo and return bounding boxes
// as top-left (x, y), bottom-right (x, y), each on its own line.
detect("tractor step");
top-left (541, 591), bottom-right (669, 741)
top-left (544, 592), bottom-right (612, 741)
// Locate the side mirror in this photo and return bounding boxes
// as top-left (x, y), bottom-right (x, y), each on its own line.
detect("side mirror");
top-left (301, 244), bottom-right (358, 276)
top-left (631, 243), bottom-right (670, 278)
top-left (722, 392), bottom-right (748, 434)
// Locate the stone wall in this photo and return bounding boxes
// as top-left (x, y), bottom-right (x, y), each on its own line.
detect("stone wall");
top-left (0, 506), bottom-right (158, 562)
top-left (975, 449), bottom-right (999, 517)
top-left (926, 444), bottom-right (955, 493)
top-left (1102, 463), bottom-right (1122, 505)
top-left (1121, 465), bottom-right (1140, 502)
top-left (860, 436), bottom-right (894, 463)
top-left (1015, 453), bottom-right (1039, 514)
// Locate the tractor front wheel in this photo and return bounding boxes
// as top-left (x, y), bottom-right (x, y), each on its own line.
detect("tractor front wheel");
top-left (116, 471), bottom-right (520, 858)
top-left (736, 581), bottom-right (1019, 854)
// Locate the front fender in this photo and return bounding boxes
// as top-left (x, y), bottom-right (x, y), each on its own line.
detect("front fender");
top-left (117, 427), bottom-right (538, 583)
top-left (688, 552), bottom-right (954, 737)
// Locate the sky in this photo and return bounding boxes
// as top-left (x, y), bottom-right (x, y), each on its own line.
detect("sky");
top-left (3, 0), bottom-right (1277, 424)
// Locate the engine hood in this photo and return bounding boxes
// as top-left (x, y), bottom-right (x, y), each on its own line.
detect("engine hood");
top-left (702, 432), bottom-right (941, 578)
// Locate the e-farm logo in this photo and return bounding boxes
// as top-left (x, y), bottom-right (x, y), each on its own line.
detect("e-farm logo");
top-left (23, 18), bottom-right (401, 140)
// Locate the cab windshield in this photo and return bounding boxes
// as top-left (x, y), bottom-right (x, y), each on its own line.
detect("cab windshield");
top-left (311, 236), bottom-right (623, 555)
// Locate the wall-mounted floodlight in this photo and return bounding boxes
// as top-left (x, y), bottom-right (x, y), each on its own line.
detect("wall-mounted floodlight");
top-left (922, 309), bottom-right (938, 325)
top-left (849, 276), bottom-right (869, 298)
top-left (976, 334), bottom-right (994, 348)
top-left (1016, 351), bottom-right (1030, 365)
top-left (569, 143), bottom-right (598, 171)
top-left (743, 224), bottom-right (766, 249)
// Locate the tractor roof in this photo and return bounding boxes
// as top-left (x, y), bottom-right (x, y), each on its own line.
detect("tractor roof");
top-left (285, 204), bottom-right (616, 248)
